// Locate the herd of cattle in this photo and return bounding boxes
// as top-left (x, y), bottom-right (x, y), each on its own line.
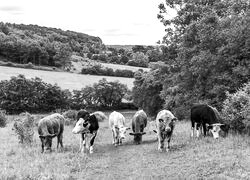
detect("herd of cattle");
top-left (37, 104), bottom-right (230, 153)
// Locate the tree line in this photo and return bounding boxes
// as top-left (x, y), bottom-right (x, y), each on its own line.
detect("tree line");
top-left (0, 22), bottom-right (103, 69)
top-left (132, 0), bottom-right (250, 121)
top-left (0, 75), bottom-right (132, 114)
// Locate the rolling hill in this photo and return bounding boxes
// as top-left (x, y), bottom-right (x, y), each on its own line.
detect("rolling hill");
top-left (0, 66), bottom-right (135, 91)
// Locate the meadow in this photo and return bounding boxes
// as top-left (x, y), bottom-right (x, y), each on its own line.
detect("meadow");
top-left (0, 66), bottom-right (135, 91)
top-left (1, 111), bottom-right (250, 180)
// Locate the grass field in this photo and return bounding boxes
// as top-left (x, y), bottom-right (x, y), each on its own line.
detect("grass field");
top-left (0, 66), bottom-right (135, 91)
top-left (1, 111), bottom-right (250, 179)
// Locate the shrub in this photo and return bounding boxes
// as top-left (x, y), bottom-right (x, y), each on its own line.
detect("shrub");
top-left (0, 75), bottom-right (70, 114)
top-left (114, 69), bottom-right (134, 78)
top-left (0, 110), bottom-right (7, 127)
top-left (13, 112), bottom-right (35, 144)
top-left (63, 109), bottom-right (78, 125)
top-left (81, 63), bottom-right (134, 78)
top-left (93, 78), bottom-right (128, 107)
top-left (24, 62), bottom-right (34, 69)
top-left (221, 82), bottom-right (250, 134)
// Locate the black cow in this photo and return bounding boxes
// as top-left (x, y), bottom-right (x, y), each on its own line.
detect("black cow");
top-left (38, 113), bottom-right (65, 153)
top-left (129, 110), bottom-right (147, 144)
top-left (191, 104), bottom-right (229, 139)
top-left (72, 110), bottom-right (99, 154)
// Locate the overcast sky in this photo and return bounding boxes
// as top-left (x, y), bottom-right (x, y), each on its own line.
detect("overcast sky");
top-left (0, 0), bottom-right (173, 45)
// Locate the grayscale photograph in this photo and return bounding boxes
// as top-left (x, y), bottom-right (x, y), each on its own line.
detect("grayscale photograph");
top-left (0, 0), bottom-right (250, 179)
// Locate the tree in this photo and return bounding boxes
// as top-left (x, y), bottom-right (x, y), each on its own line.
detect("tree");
top-left (132, 70), bottom-right (165, 117)
top-left (53, 42), bottom-right (72, 68)
top-left (93, 78), bottom-right (128, 107)
top-left (132, 0), bottom-right (250, 120)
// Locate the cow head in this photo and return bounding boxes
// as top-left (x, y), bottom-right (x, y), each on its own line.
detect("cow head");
top-left (114, 126), bottom-right (130, 143)
top-left (207, 123), bottom-right (229, 139)
top-left (129, 132), bottom-right (146, 144)
top-left (72, 118), bottom-right (90, 134)
top-left (39, 133), bottom-right (57, 152)
top-left (159, 117), bottom-right (178, 134)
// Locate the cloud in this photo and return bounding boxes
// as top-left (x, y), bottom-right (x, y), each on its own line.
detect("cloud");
top-left (132, 23), bottom-right (150, 27)
top-left (103, 29), bottom-right (137, 37)
top-left (0, 5), bottom-right (23, 14)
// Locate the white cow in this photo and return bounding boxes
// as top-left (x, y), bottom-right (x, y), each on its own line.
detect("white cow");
top-left (156, 110), bottom-right (177, 152)
top-left (109, 111), bottom-right (130, 146)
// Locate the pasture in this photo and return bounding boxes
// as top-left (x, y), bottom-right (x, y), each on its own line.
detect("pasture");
top-left (0, 66), bottom-right (134, 91)
top-left (1, 111), bottom-right (250, 179)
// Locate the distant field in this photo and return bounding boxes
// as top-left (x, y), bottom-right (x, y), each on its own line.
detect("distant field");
top-left (1, 111), bottom-right (250, 179)
top-left (70, 56), bottom-right (149, 73)
top-left (0, 66), bottom-right (135, 91)
top-left (101, 63), bottom-right (149, 72)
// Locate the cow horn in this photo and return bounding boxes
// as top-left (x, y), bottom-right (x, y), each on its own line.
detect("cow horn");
top-left (48, 133), bottom-right (57, 137)
top-left (129, 133), bottom-right (135, 136)
top-left (213, 123), bottom-right (224, 126)
top-left (39, 134), bottom-right (57, 138)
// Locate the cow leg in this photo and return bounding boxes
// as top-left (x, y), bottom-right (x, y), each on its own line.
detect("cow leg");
top-left (80, 133), bottom-right (86, 153)
top-left (111, 129), bottom-right (115, 145)
top-left (166, 137), bottom-right (171, 152)
top-left (158, 134), bottom-right (164, 152)
top-left (191, 121), bottom-right (195, 137)
top-left (196, 123), bottom-right (201, 137)
top-left (112, 129), bottom-right (118, 146)
top-left (57, 133), bottom-right (63, 150)
top-left (40, 139), bottom-right (44, 153)
top-left (89, 132), bottom-right (97, 154)
top-left (118, 138), bottom-right (122, 145)
top-left (202, 123), bottom-right (207, 137)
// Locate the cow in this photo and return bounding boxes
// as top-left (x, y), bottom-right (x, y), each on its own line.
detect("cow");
top-left (38, 113), bottom-right (65, 153)
top-left (156, 110), bottom-right (178, 152)
top-left (129, 110), bottom-right (147, 144)
top-left (109, 111), bottom-right (130, 146)
top-left (72, 109), bottom-right (100, 154)
top-left (191, 104), bottom-right (230, 139)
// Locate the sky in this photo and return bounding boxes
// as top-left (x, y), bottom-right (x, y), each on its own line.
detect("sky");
top-left (0, 0), bottom-right (172, 45)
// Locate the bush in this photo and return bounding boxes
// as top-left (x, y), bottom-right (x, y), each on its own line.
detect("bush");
top-left (24, 62), bottom-right (34, 69)
top-left (221, 82), bottom-right (250, 134)
top-left (0, 110), bottom-right (7, 127)
top-left (81, 63), bottom-right (134, 78)
top-left (0, 75), bottom-right (70, 114)
top-left (63, 109), bottom-right (78, 125)
top-left (13, 112), bottom-right (35, 144)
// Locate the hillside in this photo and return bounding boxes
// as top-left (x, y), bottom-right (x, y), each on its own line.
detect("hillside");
top-left (70, 55), bottom-right (149, 73)
top-left (0, 22), bottom-right (104, 68)
top-left (0, 66), bottom-right (134, 91)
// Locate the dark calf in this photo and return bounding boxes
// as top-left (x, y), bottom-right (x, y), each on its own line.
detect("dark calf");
top-left (129, 110), bottom-right (147, 144)
top-left (38, 113), bottom-right (65, 153)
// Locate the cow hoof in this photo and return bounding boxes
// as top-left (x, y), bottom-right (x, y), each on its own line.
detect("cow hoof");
top-left (89, 146), bottom-right (94, 154)
top-left (158, 148), bottom-right (163, 152)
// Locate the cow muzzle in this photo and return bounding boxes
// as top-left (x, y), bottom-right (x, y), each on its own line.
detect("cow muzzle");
top-left (165, 127), bottom-right (171, 133)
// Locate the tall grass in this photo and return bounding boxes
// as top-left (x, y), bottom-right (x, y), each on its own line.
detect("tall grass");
top-left (1, 111), bottom-right (250, 179)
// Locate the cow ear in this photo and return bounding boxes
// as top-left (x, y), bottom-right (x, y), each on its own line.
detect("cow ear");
top-left (172, 117), bottom-right (178, 122)
top-left (206, 124), bottom-right (213, 130)
top-left (220, 124), bottom-right (230, 132)
top-left (159, 119), bottom-right (164, 123)
top-left (39, 135), bottom-right (45, 138)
